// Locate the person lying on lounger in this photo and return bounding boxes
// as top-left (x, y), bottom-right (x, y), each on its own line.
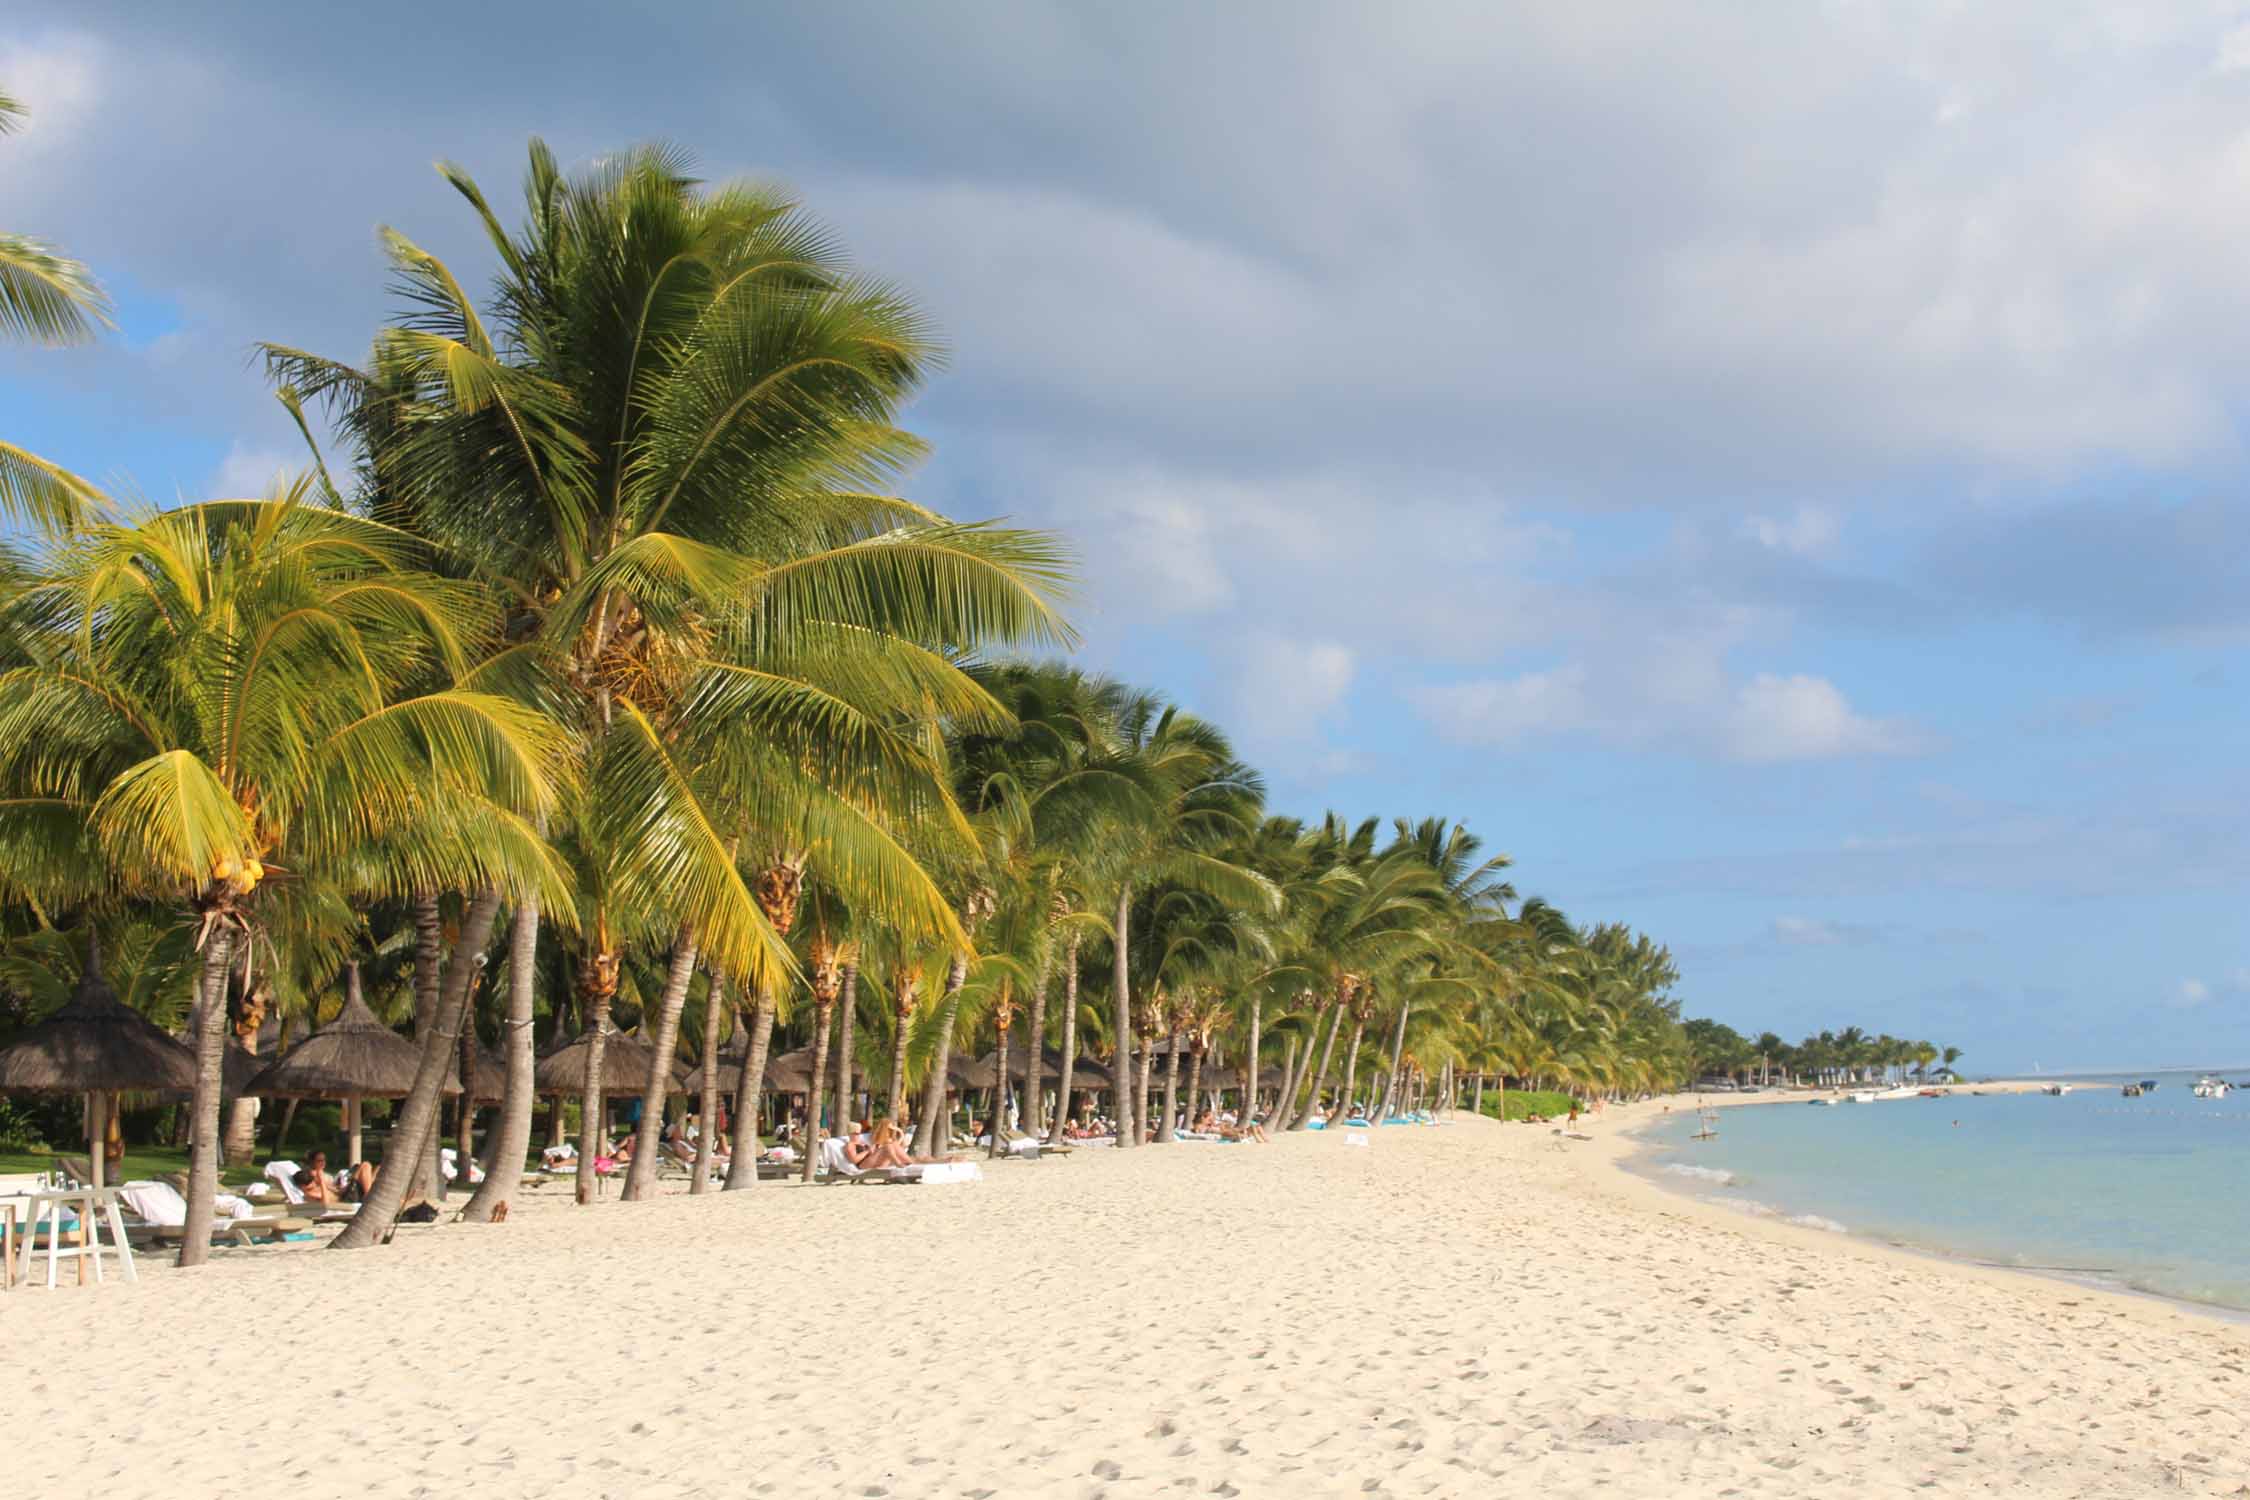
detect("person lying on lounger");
top-left (297, 1150), bottom-right (374, 1204)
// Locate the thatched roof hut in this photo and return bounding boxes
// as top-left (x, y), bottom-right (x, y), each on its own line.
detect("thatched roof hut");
top-left (681, 1040), bottom-right (747, 1096)
top-left (961, 1047), bottom-right (1112, 1091)
top-left (246, 980), bottom-right (454, 1101)
top-left (458, 1046), bottom-right (509, 1103)
top-left (0, 939), bottom-right (197, 1096)
top-left (762, 1045), bottom-right (866, 1094)
top-left (534, 1028), bottom-right (684, 1098)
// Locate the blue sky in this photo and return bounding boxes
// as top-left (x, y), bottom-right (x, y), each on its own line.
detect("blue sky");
top-left (4, 3), bottom-right (2246, 1070)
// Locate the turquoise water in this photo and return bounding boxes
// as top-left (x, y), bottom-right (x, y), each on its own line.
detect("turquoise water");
top-left (1634, 1072), bottom-right (2250, 1313)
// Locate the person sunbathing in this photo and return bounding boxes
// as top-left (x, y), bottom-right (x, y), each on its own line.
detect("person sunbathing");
top-left (297, 1150), bottom-right (374, 1204)
top-left (863, 1118), bottom-right (915, 1169)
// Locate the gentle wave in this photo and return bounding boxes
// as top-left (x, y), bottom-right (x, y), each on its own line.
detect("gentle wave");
top-left (1662, 1163), bottom-right (1738, 1184)
top-left (1695, 1193), bottom-right (1846, 1233)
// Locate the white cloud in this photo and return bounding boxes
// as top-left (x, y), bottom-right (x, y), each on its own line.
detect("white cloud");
top-left (1741, 507), bottom-right (1841, 558)
top-left (1410, 662), bottom-right (1923, 765)
top-left (2176, 977), bottom-right (2213, 1006)
top-left (0, 35), bottom-right (103, 172)
top-left (1769, 916), bottom-right (1882, 947)
top-left (1726, 673), bottom-right (1923, 762)
top-left (1409, 667), bottom-right (1591, 746)
top-left (210, 442), bottom-right (296, 498)
top-left (1215, 632), bottom-right (1355, 744)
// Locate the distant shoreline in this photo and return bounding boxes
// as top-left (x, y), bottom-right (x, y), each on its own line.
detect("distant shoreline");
top-left (1597, 1085), bottom-right (2250, 1330)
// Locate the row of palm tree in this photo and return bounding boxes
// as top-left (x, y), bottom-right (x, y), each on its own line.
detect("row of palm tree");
top-left (0, 115), bottom-right (1703, 1268)
top-left (1686, 1019), bottom-right (1962, 1087)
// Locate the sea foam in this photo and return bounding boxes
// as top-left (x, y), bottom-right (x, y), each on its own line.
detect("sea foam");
top-left (1661, 1163), bottom-right (1737, 1185)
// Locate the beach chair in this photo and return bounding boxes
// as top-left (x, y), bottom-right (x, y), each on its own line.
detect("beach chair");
top-left (113, 1181), bottom-right (294, 1250)
top-left (260, 1160), bottom-right (360, 1223)
top-left (815, 1136), bottom-right (864, 1182)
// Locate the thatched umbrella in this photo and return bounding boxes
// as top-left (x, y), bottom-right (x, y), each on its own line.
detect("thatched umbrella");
top-left (963, 1047), bottom-right (1111, 1091)
top-left (0, 935), bottom-right (197, 1188)
top-left (681, 1039), bottom-right (746, 1096)
top-left (246, 965), bottom-right (456, 1164)
top-left (457, 1046), bottom-right (508, 1103)
top-left (534, 1028), bottom-right (684, 1099)
top-left (763, 1045), bottom-right (865, 1096)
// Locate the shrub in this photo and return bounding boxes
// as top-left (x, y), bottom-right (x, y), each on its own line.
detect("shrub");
top-left (1477, 1089), bottom-right (1578, 1122)
top-left (0, 1094), bottom-right (71, 1152)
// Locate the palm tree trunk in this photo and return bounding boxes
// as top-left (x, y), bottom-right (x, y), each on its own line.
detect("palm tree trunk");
top-left (1472, 1071), bottom-right (1486, 1118)
top-left (574, 998), bottom-right (610, 1207)
top-left (722, 988), bottom-right (776, 1189)
top-left (1270, 1033), bottom-right (1302, 1128)
top-left (1377, 995), bottom-right (1411, 1121)
top-left (1156, 1032), bottom-right (1182, 1142)
top-left (832, 961), bottom-right (857, 1142)
top-left (886, 1000), bottom-right (912, 1125)
top-left (1023, 947), bottom-right (1051, 1138)
top-left (691, 970), bottom-right (726, 1194)
top-left (1045, 934), bottom-right (1081, 1146)
top-left (1111, 883), bottom-right (1133, 1149)
top-left (177, 926), bottom-right (236, 1268)
top-left (1135, 1045), bottom-right (1154, 1142)
top-left (1291, 996), bottom-right (1347, 1130)
top-left (1184, 1047), bottom-right (1204, 1130)
top-left (910, 953), bottom-right (969, 1157)
top-left (987, 1018), bottom-right (1012, 1159)
top-left (798, 993), bottom-right (835, 1184)
top-left (332, 890), bottom-right (501, 1249)
top-left (624, 925), bottom-right (701, 1201)
top-left (1241, 993), bottom-right (1262, 1124)
top-left (453, 1007), bottom-right (477, 1193)
top-left (407, 893), bottom-right (445, 1201)
top-left (1337, 1018), bottom-right (1366, 1123)
top-left (222, 978), bottom-right (262, 1164)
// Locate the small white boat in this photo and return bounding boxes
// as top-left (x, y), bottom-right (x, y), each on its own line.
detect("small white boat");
top-left (2042, 1083), bottom-right (2072, 1096)
top-left (1847, 1090), bottom-right (1879, 1104)
top-left (2193, 1076), bottom-right (2231, 1099)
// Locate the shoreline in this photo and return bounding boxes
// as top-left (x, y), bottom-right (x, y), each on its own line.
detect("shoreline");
top-left (1591, 1085), bottom-right (2250, 1332)
top-left (11, 1109), bottom-right (2250, 1494)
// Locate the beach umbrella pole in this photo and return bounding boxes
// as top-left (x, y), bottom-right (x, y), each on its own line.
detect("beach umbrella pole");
top-left (87, 1090), bottom-right (106, 1189)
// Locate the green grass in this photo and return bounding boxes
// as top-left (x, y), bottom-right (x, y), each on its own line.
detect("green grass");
top-left (0, 1146), bottom-right (265, 1187)
top-left (1476, 1089), bottom-right (1579, 1122)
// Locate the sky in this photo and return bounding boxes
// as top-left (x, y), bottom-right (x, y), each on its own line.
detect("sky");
top-left (3, 2), bottom-right (2246, 1071)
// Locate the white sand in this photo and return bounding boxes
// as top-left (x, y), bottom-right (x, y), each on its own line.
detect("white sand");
top-left (10, 1108), bottom-right (2249, 1497)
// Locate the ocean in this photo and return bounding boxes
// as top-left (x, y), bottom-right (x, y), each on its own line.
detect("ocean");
top-left (1632, 1071), bottom-right (2250, 1314)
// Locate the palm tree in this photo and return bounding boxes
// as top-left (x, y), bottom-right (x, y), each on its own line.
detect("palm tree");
top-left (0, 84), bottom-right (110, 533)
top-left (271, 140), bottom-right (1072, 1201)
top-left (1078, 693), bottom-right (1267, 1146)
top-left (0, 491), bottom-right (565, 1261)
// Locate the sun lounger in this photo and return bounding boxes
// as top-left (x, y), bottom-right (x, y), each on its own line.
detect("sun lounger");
top-left (112, 1180), bottom-right (296, 1249)
top-left (261, 1161), bottom-right (361, 1220)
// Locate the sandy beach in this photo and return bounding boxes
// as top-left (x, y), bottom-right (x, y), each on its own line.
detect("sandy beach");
top-left (10, 1111), bottom-right (2249, 1498)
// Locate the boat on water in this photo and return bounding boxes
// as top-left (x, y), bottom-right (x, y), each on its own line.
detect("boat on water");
top-left (2139, 1079), bottom-right (2160, 1094)
top-left (2193, 1076), bottom-right (2232, 1099)
top-left (2042, 1083), bottom-right (2073, 1096)
top-left (1919, 1088), bottom-right (1943, 1098)
top-left (1809, 1097), bottom-right (1839, 1107)
top-left (1847, 1089), bottom-right (1879, 1104)
top-left (2122, 1083), bottom-right (2144, 1097)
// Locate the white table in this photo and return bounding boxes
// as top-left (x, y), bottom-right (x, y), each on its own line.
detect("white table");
top-left (25, 1187), bottom-right (136, 1289)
